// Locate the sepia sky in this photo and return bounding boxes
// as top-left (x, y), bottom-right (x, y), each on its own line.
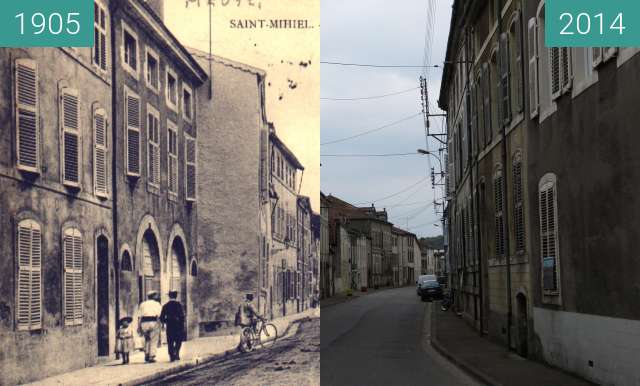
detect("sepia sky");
top-left (164, 0), bottom-right (320, 211)
top-left (320, 0), bottom-right (452, 237)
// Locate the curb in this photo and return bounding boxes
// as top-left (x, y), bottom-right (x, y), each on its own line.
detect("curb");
top-left (321, 285), bottom-right (410, 309)
top-left (124, 314), bottom-right (316, 386)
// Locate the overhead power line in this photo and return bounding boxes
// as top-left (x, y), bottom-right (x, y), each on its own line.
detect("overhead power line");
top-left (354, 177), bottom-right (429, 206)
top-left (321, 61), bottom-right (442, 69)
top-left (321, 112), bottom-right (421, 146)
top-left (321, 86), bottom-right (419, 101)
top-left (321, 152), bottom-right (417, 158)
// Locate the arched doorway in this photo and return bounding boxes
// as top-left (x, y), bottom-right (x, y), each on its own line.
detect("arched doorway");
top-left (96, 235), bottom-right (109, 357)
top-left (142, 230), bottom-right (161, 297)
top-left (516, 293), bottom-right (528, 357)
top-left (169, 237), bottom-right (187, 306)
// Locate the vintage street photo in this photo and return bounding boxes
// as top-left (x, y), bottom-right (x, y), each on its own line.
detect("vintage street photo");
top-left (320, 1), bottom-right (639, 386)
top-left (0, 0), bottom-right (319, 385)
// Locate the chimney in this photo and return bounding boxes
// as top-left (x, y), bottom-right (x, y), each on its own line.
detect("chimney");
top-left (145, 0), bottom-right (165, 21)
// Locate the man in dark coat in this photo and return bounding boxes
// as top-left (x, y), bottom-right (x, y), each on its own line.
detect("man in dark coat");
top-left (160, 290), bottom-right (185, 361)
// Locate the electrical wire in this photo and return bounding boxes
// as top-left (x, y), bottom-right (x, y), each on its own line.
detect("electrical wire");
top-left (407, 219), bottom-right (441, 230)
top-left (321, 152), bottom-right (417, 158)
top-left (321, 61), bottom-right (442, 69)
top-left (321, 113), bottom-right (421, 146)
top-left (321, 86), bottom-right (419, 101)
top-left (354, 177), bottom-right (429, 206)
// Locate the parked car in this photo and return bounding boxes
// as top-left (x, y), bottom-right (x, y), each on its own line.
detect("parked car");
top-left (416, 275), bottom-right (443, 300)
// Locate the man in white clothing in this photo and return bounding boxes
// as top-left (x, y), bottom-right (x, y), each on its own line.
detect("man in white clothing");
top-left (138, 290), bottom-right (162, 362)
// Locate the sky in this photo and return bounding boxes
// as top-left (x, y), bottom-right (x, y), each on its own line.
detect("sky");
top-left (164, 0), bottom-right (320, 211)
top-left (320, 0), bottom-right (453, 238)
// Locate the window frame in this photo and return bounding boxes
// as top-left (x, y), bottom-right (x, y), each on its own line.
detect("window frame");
top-left (182, 83), bottom-right (194, 123)
top-left (165, 66), bottom-right (179, 113)
top-left (146, 104), bottom-right (161, 189)
top-left (124, 86), bottom-right (141, 178)
top-left (93, 0), bottom-right (109, 73)
top-left (539, 173), bottom-right (561, 302)
top-left (145, 46), bottom-right (160, 94)
top-left (62, 227), bottom-right (84, 326)
top-left (512, 151), bottom-right (525, 254)
top-left (93, 106), bottom-right (109, 198)
top-left (121, 21), bottom-right (139, 79)
top-left (184, 132), bottom-right (197, 202)
top-left (167, 120), bottom-right (179, 200)
top-left (14, 58), bottom-right (40, 174)
top-left (15, 219), bottom-right (43, 331)
top-left (493, 165), bottom-right (505, 257)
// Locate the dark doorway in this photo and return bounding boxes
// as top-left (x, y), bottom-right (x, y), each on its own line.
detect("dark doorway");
top-left (516, 293), bottom-right (528, 357)
top-left (97, 236), bottom-right (110, 357)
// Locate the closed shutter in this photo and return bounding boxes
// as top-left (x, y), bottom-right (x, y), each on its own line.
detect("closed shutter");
top-left (527, 18), bottom-right (539, 118)
top-left (539, 180), bottom-right (559, 292)
top-left (560, 48), bottom-right (572, 92)
top-left (513, 155), bottom-right (525, 252)
top-left (476, 74), bottom-right (485, 147)
top-left (499, 33), bottom-right (511, 126)
top-left (125, 89), bottom-right (140, 176)
top-left (168, 124), bottom-right (178, 196)
top-left (63, 228), bottom-right (83, 326)
top-left (260, 129), bottom-right (268, 198)
top-left (61, 88), bottom-right (81, 187)
top-left (549, 47), bottom-right (561, 99)
top-left (592, 47), bottom-right (603, 67)
top-left (494, 170), bottom-right (505, 256)
top-left (470, 82), bottom-right (477, 156)
top-left (16, 220), bottom-right (42, 331)
top-left (513, 12), bottom-right (523, 113)
top-left (185, 133), bottom-right (197, 202)
top-left (482, 63), bottom-right (491, 144)
top-left (94, 108), bottom-right (108, 197)
top-left (147, 111), bottom-right (160, 186)
top-left (15, 59), bottom-right (39, 172)
top-left (93, 2), bottom-right (108, 71)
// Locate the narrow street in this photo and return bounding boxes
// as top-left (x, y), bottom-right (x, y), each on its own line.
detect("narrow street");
top-left (148, 317), bottom-right (320, 385)
top-left (321, 287), bottom-right (479, 386)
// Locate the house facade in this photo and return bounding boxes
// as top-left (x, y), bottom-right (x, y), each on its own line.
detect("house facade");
top-left (320, 192), bottom-right (331, 299)
top-left (442, 0), bottom-right (640, 384)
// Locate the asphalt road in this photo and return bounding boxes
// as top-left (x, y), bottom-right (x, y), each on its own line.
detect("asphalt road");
top-left (148, 317), bottom-right (320, 385)
top-left (321, 286), bottom-right (480, 386)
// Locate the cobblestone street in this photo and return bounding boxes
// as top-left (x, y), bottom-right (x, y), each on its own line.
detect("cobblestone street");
top-left (149, 317), bottom-right (320, 385)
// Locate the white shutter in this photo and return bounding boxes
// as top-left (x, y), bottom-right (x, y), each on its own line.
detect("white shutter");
top-left (482, 63), bottom-right (491, 143)
top-left (527, 18), bottom-right (539, 118)
top-left (513, 12), bottom-right (524, 113)
top-left (560, 48), bottom-right (572, 93)
top-left (147, 110), bottom-right (160, 186)
top-left (539, 179), bottom-right (559, 292)
top-left (125, 89), bottom-right (140, 177)
top-left (93, 3), bottom-right (108, 71)
top-left (549, 47), bottom-right (561, 99)
top-left (61, 88), bottom-right (81, 187)
top-left (15, 59), bottom-right (39, 172)
top-left (513, 154), bottom-right (525, 252)
top-left (168, 123), bottom-right (178, 197)
top-left (185, 133), bottom-right (197, 202)
top-left (16, 220), bottom-right (42, 331)
top-left (499, 33), bottom-right (511, 126)
top-left (94, 108), bottom-right (108, 197)
top-left (63, 228), bottom-right (83, 326)
top-left (592, 47), bottom-right (603, 68)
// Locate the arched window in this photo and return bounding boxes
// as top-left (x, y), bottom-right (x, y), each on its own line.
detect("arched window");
top-left (62, 227), bottom-right (83, 325)
top-left (121, 250), bottom-right (133, 271)
top-left (539, 173), bottom-right (560, 297)
top-left (190, 260), bottom-right (198, 276)
top-left (16, 219), bottom-right (42, 331)
top-left (494, 165), bottom-right (505, 256)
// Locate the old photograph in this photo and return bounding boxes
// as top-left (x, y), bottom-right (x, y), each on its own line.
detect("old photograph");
top-left (0, 0), bottom-right (319, 385)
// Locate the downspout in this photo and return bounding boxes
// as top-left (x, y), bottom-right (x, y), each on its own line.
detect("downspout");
top-left (110, 1), bottom-right (120, 335)
top-left (497, 1), bottom-right (514, 351)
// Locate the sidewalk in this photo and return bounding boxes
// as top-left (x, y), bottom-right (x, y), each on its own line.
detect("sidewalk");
top-left (431, 307), bottom-right (596, 386)
top-left (25, 309), bottom-right (319, 386)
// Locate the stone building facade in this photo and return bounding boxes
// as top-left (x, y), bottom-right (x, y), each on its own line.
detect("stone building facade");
top-left (442, 0), bottom-right (640, 384)
top-left (190, 51), bottom-right (269, 330)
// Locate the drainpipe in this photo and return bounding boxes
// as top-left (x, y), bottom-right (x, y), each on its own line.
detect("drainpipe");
top-left (110, 1), bottom-right (120, 336)
top-left (497, 1), bottom-right (514, 351)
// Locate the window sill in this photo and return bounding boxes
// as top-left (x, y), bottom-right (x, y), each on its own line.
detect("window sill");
top-left (123, 65), bottom-right (139, 81)
top-left (166, 101), bottom-right (179, 114)
top-left (147, 183), bottom-right (160, 196)
top-left (147, 83), bottom-right (160, 95)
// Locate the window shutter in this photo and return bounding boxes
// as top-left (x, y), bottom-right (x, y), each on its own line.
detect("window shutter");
top-left (482, 63), bottom-right (491, 144)
top-left (560, 48), bottom-right (572, 92)
top-left (185, 134), bottom-right (197, 202)
top-left (539, 181), bottom-right (559, 292)
top-left (93, 3), bottom-right (108, 71)
top-left (61, 88), bottom-right (81, 187)
top-left (513, 155), bottom-right (525, 252)
top-left (592, 47), bottom-right (603, 67)
top-left (125, 90), bottom-right (140, 176)
top-left (147, 112), bottom-right (160, 186)
top-left (16, 220), bottom-right (42, 331)
top-left (63, 228), bottom-right (83, 326)
top-left (549, 47), bottom-right (561, 99)
top-left (168, 124), bottom-right (178, 196)
top-left (500, 33), bottom-right (511, 125)
top-left (15, 59), bottom-right (39, 172)
top-left (527, 18), bottom-right (539, 118)
top-left (513, 12), bottom-right (524, 114)
top-left (494, 170), bottom-right (505, 256)
top-left (94, 108), bottom-right (108, 197)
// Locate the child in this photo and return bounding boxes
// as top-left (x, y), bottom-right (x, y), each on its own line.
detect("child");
top-left (116, 317), bottom-right (134, 364)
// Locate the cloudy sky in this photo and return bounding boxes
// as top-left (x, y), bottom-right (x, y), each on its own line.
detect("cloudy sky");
top-left (320, 0), bottom-right (453, 237)
top-left (165, 0), bottom-right (320, 211)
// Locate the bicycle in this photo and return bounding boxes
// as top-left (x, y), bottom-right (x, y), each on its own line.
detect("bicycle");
top-left (238, 318), bottom-right (278, 353)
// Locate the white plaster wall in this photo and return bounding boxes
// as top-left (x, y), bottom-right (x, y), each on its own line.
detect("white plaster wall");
top-left (533, 307), bottom-right (640, 386)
